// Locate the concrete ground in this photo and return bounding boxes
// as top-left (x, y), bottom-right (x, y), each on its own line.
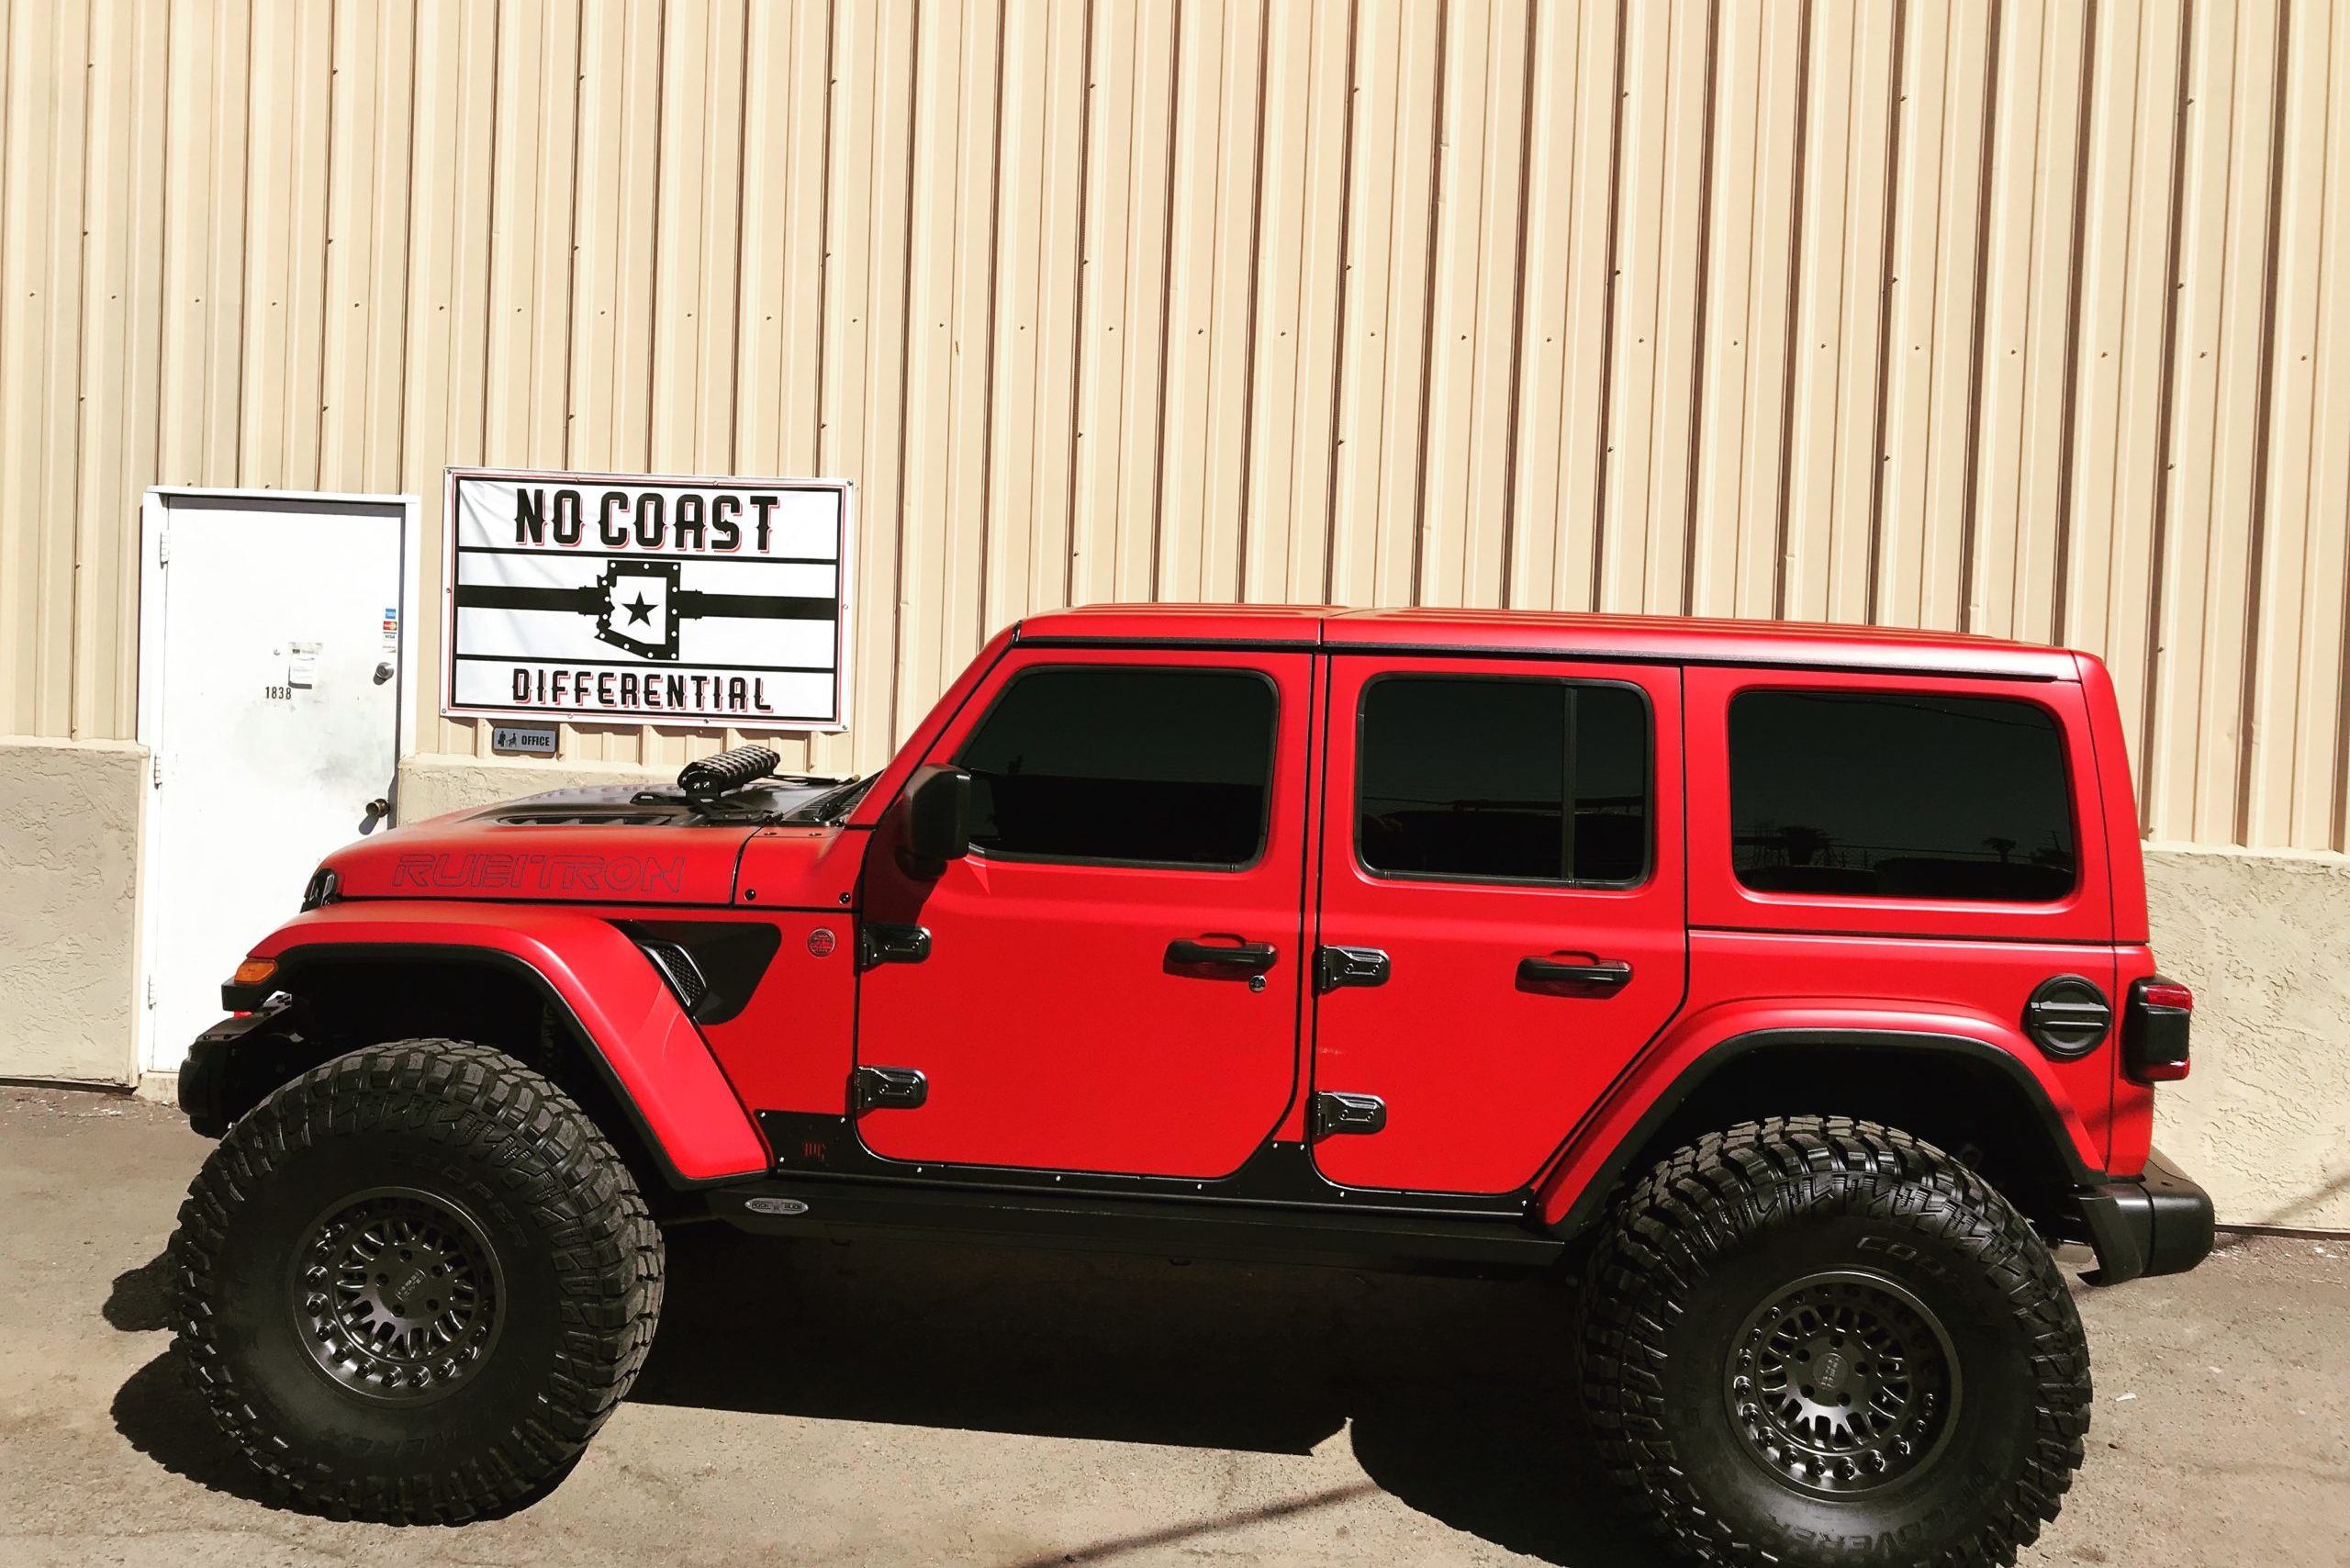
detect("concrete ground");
top-left (2, 1085), bottom-right (2344, 1568)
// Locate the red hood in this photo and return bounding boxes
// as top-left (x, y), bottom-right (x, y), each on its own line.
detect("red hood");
top-left (321, 780), bottom-right (855, 906)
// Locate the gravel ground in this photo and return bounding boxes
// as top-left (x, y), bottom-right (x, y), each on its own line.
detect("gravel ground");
top-left (2, 1083), bottom-right (2344, 1568)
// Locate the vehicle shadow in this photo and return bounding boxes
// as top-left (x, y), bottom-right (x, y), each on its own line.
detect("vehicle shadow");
top-left (632, 1226), bottom-right (1651, 1567)
top-left (105, 1257), bottom-right (289, 1509)
top-left (104, 1231), bottom-right (1651, 1562)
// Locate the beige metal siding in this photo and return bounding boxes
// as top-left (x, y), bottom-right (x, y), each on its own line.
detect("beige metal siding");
top-left (2, 0), bottom-right (2346, 847)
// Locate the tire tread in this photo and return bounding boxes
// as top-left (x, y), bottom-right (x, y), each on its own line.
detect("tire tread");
top-left (1579, 1114), bottom-right (2091, 1568)
top-left (168, 1040), bottom-right (665, 1525)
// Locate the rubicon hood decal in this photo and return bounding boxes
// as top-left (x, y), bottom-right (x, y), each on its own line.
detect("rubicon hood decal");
top-left (391, 851), bottom-right (688, 896)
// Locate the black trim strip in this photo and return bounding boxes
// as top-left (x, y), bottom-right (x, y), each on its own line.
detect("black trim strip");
top-left (454, 583), bottom-right (840, 621)
top-left (756, 1112), bottom-right (1537, 1222)
top-left (712, 1177), bottom-right (1562, 1266)
top-left (455, 652), bottom-right (835, 674)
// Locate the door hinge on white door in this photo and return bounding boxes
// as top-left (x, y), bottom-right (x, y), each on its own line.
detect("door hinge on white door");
top-left (145, 977), bottom-right (156, 1009)
top-left (151, 755), bottom-right (162, 788)
top-left (155, 526), bottom-right (169, 565)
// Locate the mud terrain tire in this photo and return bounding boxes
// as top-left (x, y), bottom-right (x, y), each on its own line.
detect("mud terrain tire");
top-left (1578, 1116), bottom-right (2091, 1568)
top-left (168, 1040), bottom-right (664, 1523)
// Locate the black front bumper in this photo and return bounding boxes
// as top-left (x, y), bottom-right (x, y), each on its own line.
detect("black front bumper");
top-left (177, 1001), bottom-right (305, 1138)
top-left (2076, 1147), bottom-right (2215, 1285)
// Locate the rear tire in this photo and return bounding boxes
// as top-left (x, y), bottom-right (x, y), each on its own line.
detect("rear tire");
top-left (168, 1040), bottom-right (665, 1523)
top-left (1577, 1116), bottom-right (2090, 1568)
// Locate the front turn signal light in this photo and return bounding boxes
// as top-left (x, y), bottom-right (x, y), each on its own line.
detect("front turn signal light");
top-left (221, 957), bottom-right (280, 1015)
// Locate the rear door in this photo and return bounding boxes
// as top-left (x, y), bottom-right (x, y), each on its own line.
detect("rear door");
top-left (853, 648), bottom-right (1313, 1178)
top-left (1310, 656), bottom-right (1686, 1193)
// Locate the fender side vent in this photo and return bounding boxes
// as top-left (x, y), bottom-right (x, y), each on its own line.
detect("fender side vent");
top-left (634, 936), bottom-right (709, 1013)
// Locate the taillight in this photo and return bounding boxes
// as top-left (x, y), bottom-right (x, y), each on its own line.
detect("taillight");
top-left (2124, 975), bottom-right (2193, 1082)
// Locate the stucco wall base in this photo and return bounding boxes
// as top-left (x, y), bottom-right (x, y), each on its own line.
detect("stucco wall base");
top-left (396, 753), bottom-right (676, 825)
top-left (0, 736), bottom-right (144, 1085)
top-left (2146, 845), bottom-right (2350, 1232)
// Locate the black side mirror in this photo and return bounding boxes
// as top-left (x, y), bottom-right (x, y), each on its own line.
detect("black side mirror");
top-left (900, 765), bottom-right (971, 876)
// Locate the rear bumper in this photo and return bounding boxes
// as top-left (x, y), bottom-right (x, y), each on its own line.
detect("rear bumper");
top-left (2076, 1147), bottom-right (2215, 1285)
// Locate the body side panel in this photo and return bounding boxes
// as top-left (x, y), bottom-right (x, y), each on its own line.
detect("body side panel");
top-left (2075, 651), bottom-right (2151, 942)
top-left (2108, 942), bottom-right (2161, 1177)
top-left (851, 646), bottom-right (1316, 1178)
top-left (1684, 664), bottom-right (2112, 943)
top-left (1532, 935), bottom-right (2117, 1229)
top-left (846, 624), bottom-right (1019, 829)
top-left (708, 827), bottom-right (867, 1114)
top-left (248, 902), bottom-right (769, 1182)
top-left (1309, 655), bottom-right (1690, 1193)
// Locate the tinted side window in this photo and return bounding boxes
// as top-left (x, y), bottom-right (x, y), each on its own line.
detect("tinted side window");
top-left (957, 667), bottom-right (1276, 868)
top-left (1357, 678), bottom-right (1650, 885)
top-left (1729, 690), bottom-right (2076, 902)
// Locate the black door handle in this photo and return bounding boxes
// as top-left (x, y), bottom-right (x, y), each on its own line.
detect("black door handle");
top-left (1518, 955), bottom-right (1633, 993)
top-left (1165, 937), bottom-right (1278, 976)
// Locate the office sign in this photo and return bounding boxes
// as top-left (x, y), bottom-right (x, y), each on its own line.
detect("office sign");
top-left (442, 467), bottom-right (852, 730)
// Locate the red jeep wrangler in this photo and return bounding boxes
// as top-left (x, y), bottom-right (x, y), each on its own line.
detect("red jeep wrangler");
top-left (172, 605), bottom-right (2210, 1565)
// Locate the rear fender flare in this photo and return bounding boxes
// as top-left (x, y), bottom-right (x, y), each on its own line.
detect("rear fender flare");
top-left (249, 902), bottom-right (768, 1186)
top-left (1536, 1003), bottom-right (2105, 1237)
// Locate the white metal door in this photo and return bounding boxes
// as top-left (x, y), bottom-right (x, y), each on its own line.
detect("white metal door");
top-left (140, 490), bottom-right (417, 1073)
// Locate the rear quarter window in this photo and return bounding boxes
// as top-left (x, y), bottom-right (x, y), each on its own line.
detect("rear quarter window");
top-left (1728, 689), bottom-right (2076, 902)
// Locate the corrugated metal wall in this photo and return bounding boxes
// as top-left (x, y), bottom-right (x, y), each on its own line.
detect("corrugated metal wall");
top-left (1, 0), bottom-right (2345, 849)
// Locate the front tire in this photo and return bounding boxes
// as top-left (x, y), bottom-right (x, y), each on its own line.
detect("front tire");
top-left (1578, 1116), bottom-right (2090, 1568)
top-left (168, 1040), bottom-right (665, 1523)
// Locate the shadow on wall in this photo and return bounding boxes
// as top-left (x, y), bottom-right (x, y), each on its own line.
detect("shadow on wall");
top-left (2247, 1168), bottom-right (2350, 1231)
top-left (106, 1232), bottom-right (1651, 1565)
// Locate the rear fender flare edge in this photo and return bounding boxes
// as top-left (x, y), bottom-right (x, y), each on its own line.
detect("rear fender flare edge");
top-left (1534, 1005), bottom-right (2107, 1238)
top-left (248, 902), bottom-right (769, 1186)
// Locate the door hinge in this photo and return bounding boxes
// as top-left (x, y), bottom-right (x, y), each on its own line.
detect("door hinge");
top-left (852, 1065), bottom-right (928, 1112)
top-left (151, 755), bottom-right (162, 788)
top-left (1314, 945), bottom-right (1391, 993)
top-left (1312, 1092), bottom-right (1388, 1137)
top-left (144, 977), bottom-right (156, 1009)
top-left (857, 923), bottom-right (932, 969)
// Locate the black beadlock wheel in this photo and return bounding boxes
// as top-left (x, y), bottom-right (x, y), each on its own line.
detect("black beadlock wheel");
top-left (291, 1186), bottom-right (508, 1405)
top-left (168, 1041), bottom-right (665, 1524)
top-left (1578, 1116), bottom-right (2092, 1568)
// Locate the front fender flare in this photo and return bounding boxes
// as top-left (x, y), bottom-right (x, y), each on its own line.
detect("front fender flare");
top-left (248, 902), bottom-right (769, 1185)
top-left (1535, 1002), bottom-right (2108, 1237)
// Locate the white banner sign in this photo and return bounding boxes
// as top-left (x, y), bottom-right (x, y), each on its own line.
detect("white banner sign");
top-left (441, 468), bottom-right (852, 730)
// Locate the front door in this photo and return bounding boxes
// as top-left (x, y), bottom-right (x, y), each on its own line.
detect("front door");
top-left (1310, 656), bottom-right (1687, 1193)
top-left (853, 649), bottom-right (1313, 1178)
